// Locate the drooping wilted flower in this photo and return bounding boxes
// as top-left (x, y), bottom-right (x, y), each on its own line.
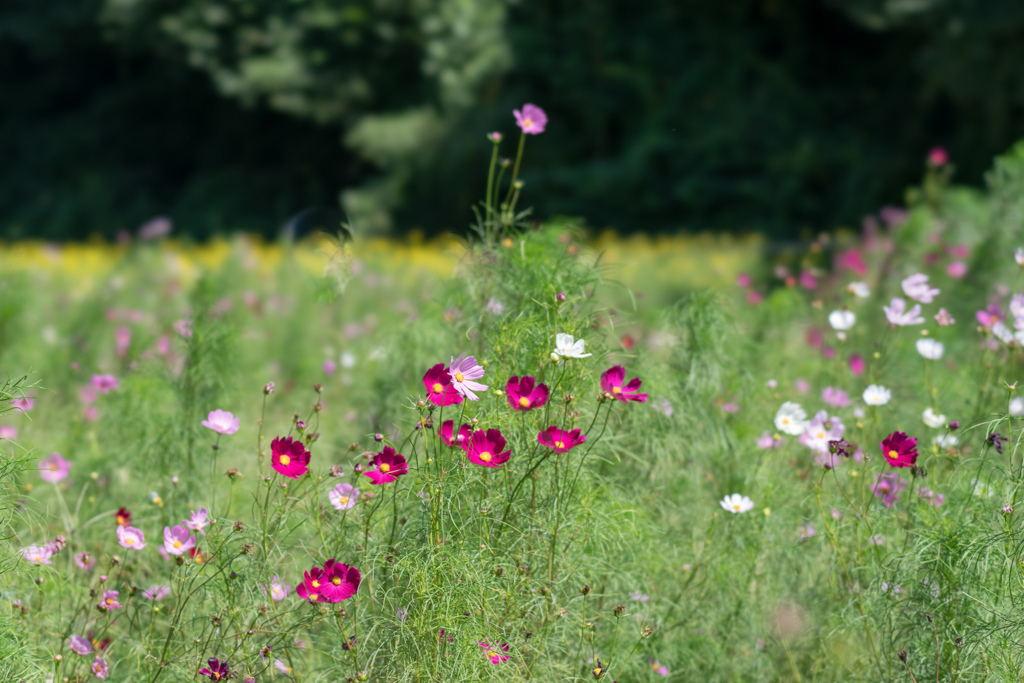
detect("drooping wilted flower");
top-left (988, 432), bottom-right (1008, 454)
top-left (198, 657), bottom-right (229, 681)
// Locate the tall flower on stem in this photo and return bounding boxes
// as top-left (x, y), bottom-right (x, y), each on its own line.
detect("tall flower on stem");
top-left (601, 366), bottom-right (649, 402)
top-left (202, 410), bottom-right (240, 435)
top-left (423, 363), bottom-right (463, 407)
top-left (465, 429), bottom-right (511, 468)
top-left (163, 525), bottom-right (196, 556)
top-left (538, 426), bottom-right (586, 454)
top-left (185, 508), bottom-right (210, 536)
top-left (270, 436), bottom-right (311, 479)
top-left (329, 483), bottom-right (359, 510)
top-left (552, 333), bottom-right (591, 360)
top-left (199, 658), bottom-right (230, 681)
top-left (39, 453), bottom-right (71, 483)
top-left (364, 446), bottom-right (408, 485)
top-left (320, 559), bottom-right (362, 601)
top-left (879, 431), bottom-right (918, 468)
top-left (513, 104), bottom-right (547, 135)
top-left (505, 376), bottom-right (549, 411)
top-left (439, 420), bottom-right (471, 448)
top-left (116, 525), bottom-right (147, 550)
top-left (448, 354), bottom-right (488, 400)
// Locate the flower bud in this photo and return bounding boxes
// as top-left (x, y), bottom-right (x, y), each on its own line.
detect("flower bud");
top-left (264, 382), bottom-right (275, 394)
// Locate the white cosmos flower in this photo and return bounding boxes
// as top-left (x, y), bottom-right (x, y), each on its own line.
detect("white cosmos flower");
top-left (1010, 397), bottom-right (1024, 416)
top-left (552, 333), bottom-right (592, 359)
top-left (972, 478), bottom-right (994, 498)
top-left (922, 408), bottom-right (946, 429)
top-left (774, 402), bottom-right (809, 435)
top-left (993, 321), bottom-right (1015, 344)
top-left (863, 385), bottom-right (891, 406)
top-left (935, 434), bottom-right (959, 449)
top-left (720, 493), bottom-right (755, 514)
top-left (846, 282), bottom-right (870, 298)
top-left (915, 338), bottom-right (944, 360)
top-left (1016, 248), bottom-right (1024, 266)
top-left (828, 310), bottom-right (856, 331)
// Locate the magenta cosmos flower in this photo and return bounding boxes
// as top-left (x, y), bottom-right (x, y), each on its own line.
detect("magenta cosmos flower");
top-left (879, 431), bottom-right (918, 468)
top-left (423, 363), bottom-right (463, 407)
top-left (13, 397), bottom-right (34, 412)
top-left (329, 483), bottom-right (359, 510)
top-left (202, 409), bottom-right (240, 435)
top-left (296, 560), bottom-right (361, 603)
top-left (505, 376), bottom-right (549, 411)
top-left (199, 658), bottom-right (230, 681)
top-left (364, 446), bottom-right (408, 485)
top-left (39, 453), bottom-right (71, 483)
top-left (91, 374), bottom-right (118, 393)
top-left (514, 103), bottom-right (547, 134)
top-left (271, 436), bottom-right (311, 479)
top-left (69, 635), bottom-right (92, 655)
top-left (448, 353), bottom-right (488, 401)
top-left (538, 426), bottom-right (586, 454)
top-left (439, 420), bottom-right (471, 448)
top-left (185, 508), bottom-right (210, 536)
top-left (98, 590), bottom-right (122, 611)
top-left (91, 655), bottom-right (109, 679)
top-left (479, 641), bottom-right (511, 664)
top-left (116, 525), bottom-right (147, 550)
top-left (465, 429), bottom-right (511, 469)
top-left (163, 525), bottom-right (195, 556)
top-left (601, 366), bottom-right (649, 403)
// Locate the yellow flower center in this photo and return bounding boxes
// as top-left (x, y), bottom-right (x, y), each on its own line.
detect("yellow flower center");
top-left (455, 372), bottom-right (464, 383)
top-left (173, 540), bottom-right (182, 549)
top-left (888, 449), bottom-right (898, 459)
top-left (612, 387), bottom-right (621, 394)
top-left (432, 382), bottom-right (443, 394)
top-left (309, 594), bottom-right (318, 602)
top-left (380, 463), bottom-right (391, 473)
top-left (489, 650), bottom-right (498, 657)
top-left (280, 454), bottom-right (291, 466)
top-left (212, 674), bottom-right (221, 681)
top-left (105, 598), bottom-right (114, 605)
top-left (555, 440), bottom-right (565, 449)
top-left (817, 432), bottom-right (825, 439)
top-left (524, 118), bottom-right (533, 127)
top-left (312, 580), bottom-right (320, 588)
top-left (116, 516), bottom-right (125, 524)
top-left (33, 556), bottom-right (41, 562)
top-left (332, 577), bottom-right (342, 585)
top-left (125, 538), bottom-right (135, 544)
top-left (479, 451), bottom-right (492, 463)
top-left (734, 504), bottom-right (741, 510)
top-left (519, 396), bottom-right (530, 408)
top-left (782, 418), bottom-right (790, 424)
top-left (652, 664), bottom-right (659, 671)
top-left (339, 496), bottom-right (348, 505)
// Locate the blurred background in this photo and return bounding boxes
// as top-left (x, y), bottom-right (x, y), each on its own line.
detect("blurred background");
top-left (3, 0), bottom-right (1024, 241)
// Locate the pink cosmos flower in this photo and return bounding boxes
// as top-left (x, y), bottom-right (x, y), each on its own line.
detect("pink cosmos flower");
top-left (736, 273), bottom-right (752, 287)
top-left (83, 406), bottom-right (99, 421)
top-left (139, 215), bottom-right (172, 240)
top-left (22, 545), bottom-right (53, 565)
top-left (506, 376), bottom-right (550, 411)
top-left (935, 308), bottom-right (955, 326)
top-left (448, 353), bottom-right (488, 401)
top-left (12, 397), bottom-right (34, 412)
top-left (872, 472), bottom-right (906, 508)
top-left (538, 426), bottom-right (586, 454)
top-left (928, 147), bottom-right (949, 166)
top-left (91, 374), bottom-right (118, 393)
top-left (69, 635), bottom-right (92, 655)
top-left (115, 326), bottom-right (131, 357)
top-left (117, 525), bottom-right (147, 550)
top-left (323, 359), bottom-right (337, 375)
top-left (91, 655), bottom-right (109, 679)
top-left (271, 436), bottom-right (311, 479)
top-left (884, 297), bottom-right (924, 326)
top-left (835, 248), bottom-right (867, 276)
top-left (185, 508), bottom-right (210, 536)
top-left (478, 641), bottom-right (511, 664)
top-left (465, 429), bottom-right (511, 469)
top-left (422, 363), bottom-right (463, 407)
top-left (163, 525), bottom-right (195, 556)
top-left (142, 585), bottom-right (170, 600)
top-left (822, 387), bottom-right (851, 408)
top-left (98, 590), bottom-right (122, 611)
top-left (801, 411), bottom-right (844, 454)
top-left (799, 270), bottom-right (818, 289)
top-left (648, 659), bottom-right (670, 676)
top-left (439, 420), bottom-right (472, 448)
top-left (269, 576), bottom-right (291, 601)
top-left (319, 559), bottom-right (361, 601)
top-left (295, 566), bottom-right (328, 603)
top-left (39, 453), bottom-right (71, 483)
top-left (879, 431), bottom-right (918, 468)
top-left (756, 431), bottom-right (782, 449)
top-left (601, 366), bottom-right (649, 402)
top-left (849, 353), bottom-right (865, 376)
top-left (75, 551), bottom-right (96, 571)
top-left (947, 261), bottom-right (967, 279)
top-left (977, 305), bottom-right (1003, 328)
top-left (364, 446), bottom-right (408, 485)
top-left (0, 425), bottom-right (15, 440)
top-left (513, 103), bottom-right (547, 134)
top-left (747, 291), bottom-right (764, 305)
top-left (795, 378), bottom-right (811, 393)
top-left (329, 483), bottom-right (359, 510)
top-left (901, 273), bottom-right (940, 303)
top-left (174, 320), bottom-right (193, 338)
top-left (202, 410), bottom-right (240, 435)
top-left (274, 660), bottom-right (291, 675)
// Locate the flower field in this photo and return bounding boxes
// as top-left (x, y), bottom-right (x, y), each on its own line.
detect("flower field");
top-left (4, 122), bottom-right (1024, 682)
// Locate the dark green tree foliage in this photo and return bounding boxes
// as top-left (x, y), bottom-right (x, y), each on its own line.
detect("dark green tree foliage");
top-left (1, 0), bottom-right (1024, 239)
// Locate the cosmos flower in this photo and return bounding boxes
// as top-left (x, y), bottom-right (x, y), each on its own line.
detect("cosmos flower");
top-left (0, 425), bottom-right (16, 440)
top-left (202, 410), bottom-right (240, 435)
top-left (901, 274), bottom-right (940, 303)
top-left (537, 426), bottom-right (586, 454)
top-left (849, 353), bottom-right (865, 376)
top-left (465, 429), bottom-right (511, 468)
top-left (439, 420), bottom-right (472, 448)
top-left (268, 576), bottom-right (291, 601)
top-left (977, 305), bottom-right (1003, 328)
top-left (828, 310), bottom-right (855, 331)
top-left (505, 376), bottom-right (549, 411)
top-left (879, 431), bottom-right (918, 468)
top-left (884, 298), bottom-right (924, 326)
top-left (846, 282), bottom-right (870, 298)
top-left (329, 483), bottom-right (359, 510)
top-left (185, 508), bottom-right (210, 536)
top-left (75, 552), bottom-right (96, 571)
top-left (271, 436), bottom-right (311, 479)
top-left (39, 453), bottom-right (71, 483)
top-left (552, 333), bottom-right (592, 359)
top-left (928, 147), bottom-right (949, 166)
top-left (163, 525), bottom-right (195, 556)
top-left (513, 103), bottom-right (547, 134)
top-left (91, 656), bottom-right (109, 679)
top-left (22, 545), bottom-right (53, 565)
top-left (774, 402), bottom-right (808, 435)
top-left (478, 641), bottom-right (511, 664)
top-left (142, 585), bottom-right (170, 601)
top-left (756, 431), bottom-right (782, 449)
top-left (97, 590), bottom-right (122, 611)
top-left (872, 472), bottom-right (906, 508)
top-left (600, 366), bottom-right (649, 402)
top-left (448, 354), bottom-right (488, 401)
top-left (116, 525), bottom-right (147, 550)
top-left (12, 397), bottom-right (34, 412)
top-left (822, 387), bottom-right (851, 408)
top-left (91, 375), bottom-right (119, 393)
top-left (422, 363), bottom-right (463, 407)
top-left (648, 659), bottom-right (670, 676)
top-left (69, 635), bottom-right (92, 655)
top-left (935, 308), bottom-right (955, 326)
top-left (199, 658), bottom-right (230, 681)
top-left (915, 338), bottom-right (944, 360)
top-left (801, 411), bottom-right (844, 454)
top-left (922, 408), bottom-right (946, 429)
top-left (319, 559), bottom-right (362, 602)
top-left (862, 385), bottom-right (891, 406)
top-left (364, 446), bottom-right (408, 485)
top-left (720, 494), bottom-right (755, 514)
top-left (114, 507), bottom-right (131, 526)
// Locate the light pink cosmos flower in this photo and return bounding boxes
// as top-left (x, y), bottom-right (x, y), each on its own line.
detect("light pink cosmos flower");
top-left (513, 103), bottom-right (547, 134)
top-left (448, 354), bottom-right (488, 401)
top-left (323, 359), bottom-right (337, 375)
top-left (98, 590), bottom-right (122, 611)
top-left (39, 453), bottom-right (71, 483)
top-left (117, 525), bottom-right (147, 550)
top-left (163, 525), bottom-right (195, 556)
top-left (884, 297), bottom-right (924, 326)
top-left (901, 274), bottom-right (940, 303)
top-left (142, 585), bottom-right (170, 600)
top-left (269, 576), bottom-right (291, 601)
top-left (648, 659), bottom-right (670, 676)
top-left (91, 655), bottom-right (109, 679)
top-left (935, 308), bottom-right (955, 326)
top-left (329, 483), bottom-right (359, 511)
top-left (75, 551), bottom-right (96, 571)
top-left (69, 635), bottom-right (92, 655)
top-left (116, 326), bottom-right (131, 357)
top-left (976, 304), bottom-right (1003, 328)
top-left (801, 411), bottom-right (844, 454)
top-left (0, 426), bottom-right (16, 440)
top-left (12, 397), bottom-right (34, 412)
top-left (274, 659), bottom-right (291, 675)
top-left (947, 261), bottom-right (967, 279)
top-left (822, 387), bottom-right (851, 408)
top-left (756, 431), bottom-right (782, 449)
top-left (138, 215), bottom-right (172, 239)
top-left (185, 508), bottom-right (210, 536)
top-left (173, 320), bottom-right (193, 338)
top-left (22, 545), bottom-right (53, 565)
top-left (201, 410), bottom-right (239, 435)
top-left (91, 374), bottom-right (118, 393)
